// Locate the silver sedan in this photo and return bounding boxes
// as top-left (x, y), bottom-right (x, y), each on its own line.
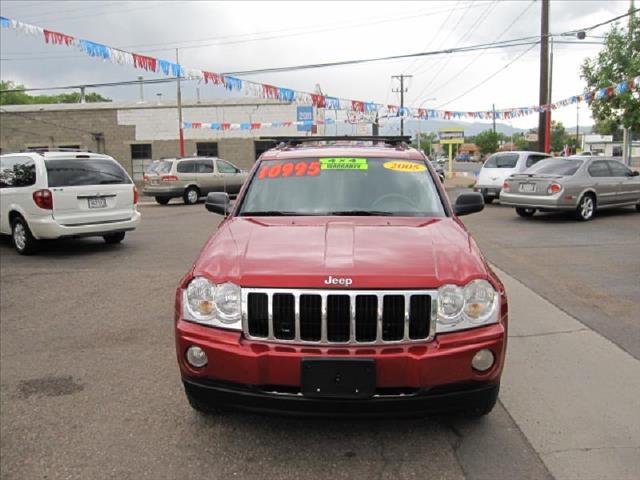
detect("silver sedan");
top-left (499, 157), bottom-right (640, 221)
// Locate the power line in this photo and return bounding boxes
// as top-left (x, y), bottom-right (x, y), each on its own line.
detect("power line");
top-left (435, 42), bottom-right (539, 109)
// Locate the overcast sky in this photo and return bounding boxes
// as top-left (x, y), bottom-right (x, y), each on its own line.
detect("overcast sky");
top-left (0, 0), bottom-right (630, 129)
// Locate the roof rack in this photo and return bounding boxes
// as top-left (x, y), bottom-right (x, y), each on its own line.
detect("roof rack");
top-left (20, 147), bottom-right (91, 153)
top-left (261, 136), bottom-right (413, 148)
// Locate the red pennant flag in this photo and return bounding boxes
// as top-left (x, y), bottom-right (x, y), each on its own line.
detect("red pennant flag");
top-left (44, 29), bottom-right (74, 46)
top-left (311, 94), bottom-right (325, 108)
top-left (132, 53), bottom-right (157, 72)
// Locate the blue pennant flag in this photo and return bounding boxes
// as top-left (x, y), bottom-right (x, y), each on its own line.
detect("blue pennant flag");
top-left (240, 123), bottom-right (251, 130)
top-left (278, 88), bottom-right (294, 102)
top-left (615, 81), bottom-right (627, 94)
top-left (210, 123), bottom-right (221, 130)
top-left (78, 40), bottom-right (111, 59)
top-left (223, 76), bottom-right (243, 91)
top-left (0, 16), bottom-right (11, 28)
top-left (325, 96), bottom-right (340, 110)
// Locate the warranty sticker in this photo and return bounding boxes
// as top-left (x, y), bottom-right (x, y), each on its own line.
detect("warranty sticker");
top-left (383, 161), bottom-right (427, 172)
top-left (320, 158), bottom-right (368, 170)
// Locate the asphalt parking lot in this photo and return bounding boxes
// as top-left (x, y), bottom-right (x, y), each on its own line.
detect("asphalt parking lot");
top-left (1, 198), bottom-right (638, 479)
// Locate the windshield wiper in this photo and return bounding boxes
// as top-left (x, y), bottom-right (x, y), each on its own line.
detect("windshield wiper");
top-left (329, 210), bottom-right (397, 216)
top-left (240, 211), bottom-right (303, 216)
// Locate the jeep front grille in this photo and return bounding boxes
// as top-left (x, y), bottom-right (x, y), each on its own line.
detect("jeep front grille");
top-left (242, 288), bottom-right (437, 345)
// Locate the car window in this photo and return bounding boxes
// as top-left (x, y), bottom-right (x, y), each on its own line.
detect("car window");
top-left (527, 158), bottom-right (584, 176)
top-left (484, 153), bottom-right (518, 168)
top-left (587, 161), bottom-right (611, 178)
top-left (145, 160), bottom-right (173, 174)
top-left (45, 158), bottom-right (131, 187)
top-left (217, 160), bottom-right (239, 174)
top-left (606, 161), bottom-right (631, 177)
top-left (0, 156), bottom-right (36, 188)
top-left (196, 160), bottom-right (214, 173)
top-left (239, 157), bottom-right (446, 217)
top-left (526, 154), bottom-right (550, 168)
top-left (177, 160), bottom-right (196, 173)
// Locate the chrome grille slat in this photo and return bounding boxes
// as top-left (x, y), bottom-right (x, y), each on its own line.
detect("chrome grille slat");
top-left (243, 288), bottom-right (436, 346)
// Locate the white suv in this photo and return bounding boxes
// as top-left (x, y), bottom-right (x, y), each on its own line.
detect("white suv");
top-left (0, 150), bottom-right (141, 255)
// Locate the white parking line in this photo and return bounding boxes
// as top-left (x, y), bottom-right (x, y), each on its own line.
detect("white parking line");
top-left (495, 266), bottom-right (640, 480)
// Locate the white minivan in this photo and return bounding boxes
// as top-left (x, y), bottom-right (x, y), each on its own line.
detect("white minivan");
top-left (474, 151), bottom-right (551, 203)
top-left (0, 150), bottom-right (141, 255)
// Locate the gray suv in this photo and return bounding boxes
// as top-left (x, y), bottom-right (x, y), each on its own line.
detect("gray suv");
top-left (142, 157), bottom-right (248, 205)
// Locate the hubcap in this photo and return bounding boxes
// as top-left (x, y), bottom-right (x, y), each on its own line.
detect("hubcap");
top-left (13, 223), bottom-right (26, 251)
top-left (188, 190), bottom-right (198, 203)
top-left (581, 197), bottom-right (594, 219)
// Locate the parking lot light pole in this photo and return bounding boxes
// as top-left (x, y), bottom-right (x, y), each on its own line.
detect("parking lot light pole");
top-left (176, 48), bottom-right (185, 157)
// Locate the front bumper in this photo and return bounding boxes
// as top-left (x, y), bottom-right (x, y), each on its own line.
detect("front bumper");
top-left (176, 319), bottom-right (506, 415)
top-left (28, 211), bottom-right (141, 240)
top-left (184, 377), bottom-right (499, 417)
top-left (499, 192), bottom-right (576, 210)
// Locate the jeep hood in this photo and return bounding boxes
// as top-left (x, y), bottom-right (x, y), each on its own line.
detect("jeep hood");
top-left (192, 217), bottom-right (490, 289)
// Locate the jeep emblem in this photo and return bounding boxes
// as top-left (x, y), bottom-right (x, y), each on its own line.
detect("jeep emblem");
top-left (324, 275), bottom-right (353, 287)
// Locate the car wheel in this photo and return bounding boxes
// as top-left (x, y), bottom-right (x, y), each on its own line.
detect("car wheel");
top-left (575, 194), bottom-right (596, 221)
top-left (183, 187), bottom-right (200, 205)
top-left (185, 390), bottom-right (221, 415)
top-left (461, 385), bottom-right (499, 418)
top-left (103, 232), bottom-right (126, 244)
top-left (636, 202), bottom-right (640, 212)
top-left (155, 197), bottom-right (170, 205)
top-left (483, 196), bottom-right (494, 204)
top-left (515, 207), bottom-right (536, 218)
top-left (11, 216), bottom-right (39, 255)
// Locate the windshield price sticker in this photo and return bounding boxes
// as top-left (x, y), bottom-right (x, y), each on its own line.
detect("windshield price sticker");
top-left (320, 158), bottom-right (368, 170)
top-left (383, 161), bottom-right (427, 172)
top-left (257, 161), bottom-right (320, 180)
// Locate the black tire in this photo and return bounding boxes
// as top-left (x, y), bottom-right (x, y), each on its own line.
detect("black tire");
top-left (155, 196), bottom-right (170, 205)
top-left (185, 390), bottom-right (220, 415)
top-left (11, 216), bottom-right (39, 255)
top-left (636, 203), bottom-right (640, 212)
top-left (575, 193), bottom-right (596, 221)
top-left (183, 187), bottom-right (200, 205)
top-left (103, 232), bottom-right (126, 244)
top-left (483, 196), bottom-right (494, 204)
top-left (461, 385), bottom-right (499, 418)
top-left (515, 207), bottom-right (536, 218)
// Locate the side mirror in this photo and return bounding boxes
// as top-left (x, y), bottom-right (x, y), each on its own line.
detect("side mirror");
top-left (205, 192), bottom-right (230, 216)
top-left (454, 192), bottom-right (484, 216)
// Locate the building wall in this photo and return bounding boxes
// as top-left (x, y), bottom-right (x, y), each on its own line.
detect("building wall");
top-left (0, 101), bottom-right (303, 181)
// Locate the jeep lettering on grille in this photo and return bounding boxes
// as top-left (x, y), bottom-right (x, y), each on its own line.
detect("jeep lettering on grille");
top-left (324, 275), bottom-right (353, 287)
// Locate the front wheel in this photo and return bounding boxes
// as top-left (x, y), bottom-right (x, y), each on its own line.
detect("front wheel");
top-left (186, 391), bottom-right (221, 415)
top-left (461, 385), bottom-right (499, 418)
top-left (483, 196), bottom-right (494, 204)
top-left (103, 232), bottom-right (126, 244)
top-left (575, 194), bottom-right (596, 221)
top-left (515, 207), bottom-right (536, 218)
top-left (11, 217), bottom-right (39, 255)
top-left (183, 187), bottom-right (200, 205)
top-left (636, 203), bottom-right (640, 212)
top-left (155, 196), bottom-right (170, 205)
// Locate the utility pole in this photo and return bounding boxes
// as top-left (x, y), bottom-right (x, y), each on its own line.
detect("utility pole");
top-left (622, 0), bottom-right (634, 165)
top-left (79, 86), bottom-right (86, 104)
top-left (176, 49), bottom-right (185, 157)
top-left (372, 112), bottom-right (379, 136)
top-left (576, 103), bottom-right (580, 153)
top-left (392, 74), bottom-right (412, 136)
top-left (538, 0), bottom-right (550, 153)
top-left (492, 104), bottom-right (496, 133)
top-left (546, 36), bottom-right (554, 154)
top-left (137, 76), bottom-right (144, 103)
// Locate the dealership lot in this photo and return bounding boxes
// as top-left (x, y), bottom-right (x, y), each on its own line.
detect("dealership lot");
top-left (1, 201), bottom-right (639, 479)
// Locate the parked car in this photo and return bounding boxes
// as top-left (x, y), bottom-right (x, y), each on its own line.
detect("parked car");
top-left (474, 151), bottom-right (551, 203)
top-left (456, 153), bottom-right (471, 162)
top-left (570, 151), bottom-right (596, 157)
top-left (500, 157), bottom-right (640, 220)
top-left (430, 160), bottom-right (446, 183)
top-left (0, 150), bottom-right (140, 255)
top-left (142, 157), bottom-right (248, 205)
top-left (175, 136), bottom-right (507, 417)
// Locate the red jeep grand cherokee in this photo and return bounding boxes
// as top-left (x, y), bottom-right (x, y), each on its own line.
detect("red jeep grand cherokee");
top-left (175, 136), bottom-right (507, 417)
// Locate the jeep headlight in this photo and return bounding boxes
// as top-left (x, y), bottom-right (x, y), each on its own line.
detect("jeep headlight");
top-left (184, 277), bottom-right (241, 330)
top-left (436, 280), bottom-right (498, 333)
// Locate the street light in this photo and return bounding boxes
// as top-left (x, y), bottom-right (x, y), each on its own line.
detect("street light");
top-left (415, 97), bottom-right (436, 156)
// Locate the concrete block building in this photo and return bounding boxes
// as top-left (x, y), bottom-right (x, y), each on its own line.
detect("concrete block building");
top-left (0, 98), bottom-right (313, 181)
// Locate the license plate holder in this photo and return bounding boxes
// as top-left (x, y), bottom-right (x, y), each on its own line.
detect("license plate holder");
top-left (88, 197), bottom-right (108, 209)
top-left (301, 358), bottom-right (375, 399)
top-left (519, 183), bottom-right (536, 193)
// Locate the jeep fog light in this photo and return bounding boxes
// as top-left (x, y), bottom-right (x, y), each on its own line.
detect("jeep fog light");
top-left (472, 349), bottom-right (494, 372)
top-left (186, 345), bottom-right (208, 368)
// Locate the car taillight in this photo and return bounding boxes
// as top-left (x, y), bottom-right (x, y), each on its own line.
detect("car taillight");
top-left (33, 189), bottom-right (53, 210)
top-left (503, 181), bottom-right (510, 192)
top-left (547, 182), bottom-right (562, 194)
top-left (133, 186), bottom-right (139, 205)
top-left (161, 175), bottom-right (178, 182)
top-left (143, 174), bottom-right (149, 183)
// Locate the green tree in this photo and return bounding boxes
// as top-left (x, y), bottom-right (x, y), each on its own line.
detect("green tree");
top-left (473, 130), bottom-right (499, 154)
top-left (580, 10), bottom-right (640, 136)
top-left (0, 80), bottom-right (111, 105)
top-left (414, 131), bottom-right (438, 154)
top-left (551, 121), bottom-right (570, 152)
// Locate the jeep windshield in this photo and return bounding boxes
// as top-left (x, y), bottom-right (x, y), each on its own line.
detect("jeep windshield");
top-left (238, 157), bottom-right (446, 217)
